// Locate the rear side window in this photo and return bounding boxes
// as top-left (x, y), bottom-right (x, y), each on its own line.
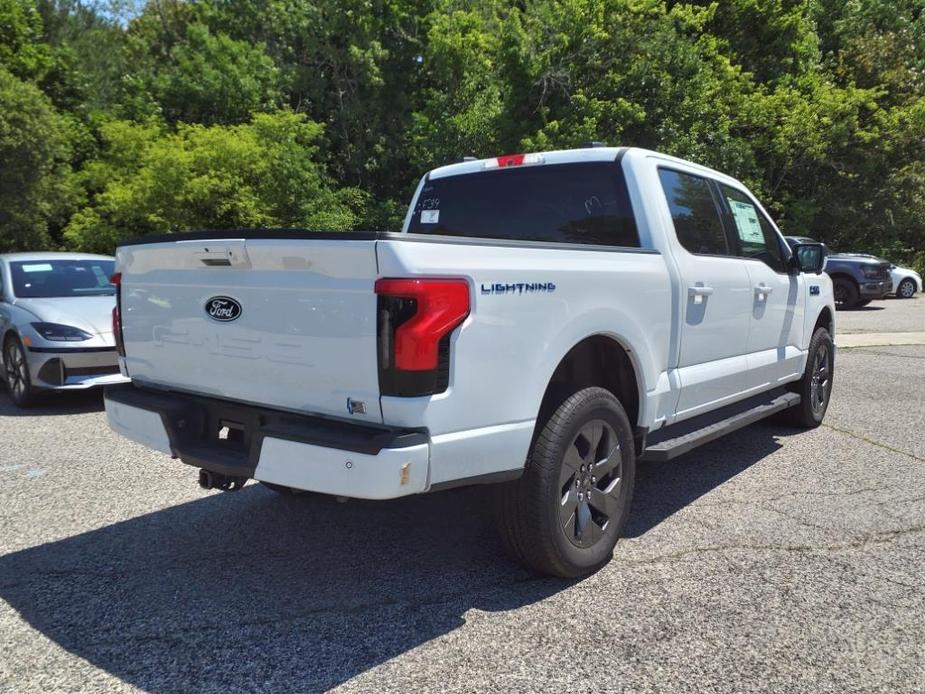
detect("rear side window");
top-left (657, 169), bottom-right (728, 256)
top-left (407, 162), bottom-right (639, 247)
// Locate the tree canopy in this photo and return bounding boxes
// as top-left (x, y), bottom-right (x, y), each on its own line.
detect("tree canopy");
top-left (0, 0), bottom-right (922, 272)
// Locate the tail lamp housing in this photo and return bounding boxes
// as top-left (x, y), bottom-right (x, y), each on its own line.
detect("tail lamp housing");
top-left (375, 278), bottom-right (470, 396)
top-left (110, 272), bottom-right (125, 357)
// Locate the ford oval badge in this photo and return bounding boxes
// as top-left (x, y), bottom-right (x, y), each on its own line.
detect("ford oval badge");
top-left (205, 296), bottom-right (242, 322)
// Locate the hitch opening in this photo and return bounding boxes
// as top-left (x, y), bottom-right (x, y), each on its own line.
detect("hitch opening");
top-left (198, 469), bottom-right (247, 492)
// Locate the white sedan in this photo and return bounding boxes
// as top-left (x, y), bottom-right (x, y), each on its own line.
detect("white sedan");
top-left (0, 252), bottom-right (128, 407)
top-left (891, 264), bottom-right (922, 299)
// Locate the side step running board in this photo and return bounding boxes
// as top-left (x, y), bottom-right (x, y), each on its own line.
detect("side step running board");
top-left (641, 392), bottom-right (800, 462)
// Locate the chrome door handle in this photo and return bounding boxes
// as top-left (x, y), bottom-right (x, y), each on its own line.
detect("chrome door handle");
top-left (688, 285), bottom-right (714, 304)
top-left (754, 284), bottom-right (774, 299)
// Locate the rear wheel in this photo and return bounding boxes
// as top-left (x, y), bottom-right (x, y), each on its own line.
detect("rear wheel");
top-left (833, 278), bottom-right (859, 309)
top-left (495, 387), bottom-right (635, 578)
top-left (897, 278), bottom-right (917, 298)
top-left (856, 299), bottom-right (871, 307)
top-left (785, 327), bottom-right (834, 428)
top-left (3, 336), bottom-right (37, 408)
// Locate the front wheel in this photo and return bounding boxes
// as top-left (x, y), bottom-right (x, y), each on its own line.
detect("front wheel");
top-left (897, 278), bottom-right (917, 299)
top-left (785, 327), bottom-right (834, 428)
top-left (494, 387), bottom-right (636, 578)
top-left (3, 336), bottom-right (37, 408)
top-left (833, 278), bottom-right (859, 309)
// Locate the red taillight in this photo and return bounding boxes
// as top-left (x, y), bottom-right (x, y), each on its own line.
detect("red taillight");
top-left (110, 273), bottom-right (125, 357)
top-left (374, 278), bottom-right (470, 371)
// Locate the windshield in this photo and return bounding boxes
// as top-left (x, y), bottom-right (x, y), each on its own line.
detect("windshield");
top-left (10, 259), bottom-right (116, 298)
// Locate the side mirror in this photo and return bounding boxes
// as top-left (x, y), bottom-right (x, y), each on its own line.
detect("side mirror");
top-left (790, 243), bottom-right (826, 275)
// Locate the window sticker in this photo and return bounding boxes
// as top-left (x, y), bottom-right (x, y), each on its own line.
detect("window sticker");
top-left (21, 263), bottom-right (53, 273)
top-left (420, 209), bottom-right (440, 224)
top-left (728, 199), bottom-right (764, 244)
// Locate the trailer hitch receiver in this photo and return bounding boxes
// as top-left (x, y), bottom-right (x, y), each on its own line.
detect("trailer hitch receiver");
top-left (198, 469), bottom-right (247, 491)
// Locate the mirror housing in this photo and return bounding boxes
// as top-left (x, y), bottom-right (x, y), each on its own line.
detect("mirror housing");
top-left (790, 242), bottom-right (826, 275)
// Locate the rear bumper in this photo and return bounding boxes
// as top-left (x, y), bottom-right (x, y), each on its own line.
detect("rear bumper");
top-left (104, 384), bottom-right (430, 499)
top-left (28, 346), bottom-right (127, 390)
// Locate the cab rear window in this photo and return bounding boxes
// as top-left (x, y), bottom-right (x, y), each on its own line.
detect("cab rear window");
top-left (407, 162), bottom-right (639, 247)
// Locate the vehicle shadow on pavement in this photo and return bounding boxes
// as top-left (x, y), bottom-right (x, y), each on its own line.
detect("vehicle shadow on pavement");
top-left (0, 421), bottom-right (794, 692)
top-left (626, 422), bottom-right (789, 538)
top-left (0, 389), bottom-right (104, 416)
top-left (0, 485), bottom-right (565, 692)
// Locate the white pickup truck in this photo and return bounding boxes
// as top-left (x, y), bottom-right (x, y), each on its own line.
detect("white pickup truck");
top-left (105, 146), bottom-right (834, 577)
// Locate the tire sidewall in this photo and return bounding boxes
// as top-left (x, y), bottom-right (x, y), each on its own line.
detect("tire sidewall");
top-left (898, 278), bottom-right (915, 298)
top-left (537, 389), bottom-right (636, 573)
top-left (3, 337), bottom-right (33, 407)
top-left (804, 328), bottom-right (834, 424)
top-left (833, 279), bottom-right (858, 309)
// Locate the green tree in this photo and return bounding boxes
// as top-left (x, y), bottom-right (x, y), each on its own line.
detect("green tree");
top-left (197, 0), bottom-right (435, 201)
top-left (147, 23), bottom-right (282, 125)
top-left (0, 0), bottom-right (53, 79)
top-left (0, 68), bottom-right (77, 252)
top-left (64, 111), bottom-right (359, 252)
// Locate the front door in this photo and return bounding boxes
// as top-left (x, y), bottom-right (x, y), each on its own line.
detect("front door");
top-left (716, 184), bottom-right (804, 389)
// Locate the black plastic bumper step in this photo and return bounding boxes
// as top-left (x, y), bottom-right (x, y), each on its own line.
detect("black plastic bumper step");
top-left (641, 391), bottom-right (800, 462)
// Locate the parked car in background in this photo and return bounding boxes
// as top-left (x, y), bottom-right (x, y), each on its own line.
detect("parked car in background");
top-left (784, 236), bottom-right (892, 309)
top-left (0, 253), bottom-right (127, 407)
top-left (889, 264), bottom-right (922, 299)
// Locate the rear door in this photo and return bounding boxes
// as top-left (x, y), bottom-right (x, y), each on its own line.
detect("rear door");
top-left (657, 168), bottom-right (754, 419)
top-left (716, 184), bottom-right (804, 388)
top-left (117, 235), bottom-right (383, 423)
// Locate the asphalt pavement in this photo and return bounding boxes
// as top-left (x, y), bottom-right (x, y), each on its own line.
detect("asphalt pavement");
top-left (1, 298), bottom-right (923, 693)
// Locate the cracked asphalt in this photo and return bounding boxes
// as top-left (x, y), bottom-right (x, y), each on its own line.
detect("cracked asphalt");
top-left (1, 299), bottom-right (924, 693)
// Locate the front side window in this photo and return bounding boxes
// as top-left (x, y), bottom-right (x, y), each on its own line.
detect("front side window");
top-left (10, 260), bottom-right (115, 298)
top-left (720, 185), bottom-right (785, 272)
top-left (407, 162), bottom-right (639, 247)
top-left (657, 169), bottom-right (729, 256)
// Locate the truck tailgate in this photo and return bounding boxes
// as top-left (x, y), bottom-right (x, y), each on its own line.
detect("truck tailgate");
top-left (117, 236), bottom-right (382, 423)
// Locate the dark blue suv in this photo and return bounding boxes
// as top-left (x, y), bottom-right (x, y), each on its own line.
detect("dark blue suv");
top-left (785, 237), bottom-right (892, 309)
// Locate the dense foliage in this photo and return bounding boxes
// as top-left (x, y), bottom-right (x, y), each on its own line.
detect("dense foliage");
top-left (0, 0), bottom-right (923, 272)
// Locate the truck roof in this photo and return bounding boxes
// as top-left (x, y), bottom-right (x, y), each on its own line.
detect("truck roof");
top-left (426, 146), bottom-right (737, 184)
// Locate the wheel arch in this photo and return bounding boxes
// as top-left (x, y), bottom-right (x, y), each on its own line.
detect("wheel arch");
top-left (813, 306), bottom-right (834, 335)
top-left (533, 333), bottom-right (643, 448)
top-left (828, 272), bottom-right (858, 288)
top-left (1, 326), bottom-right (21, 352)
